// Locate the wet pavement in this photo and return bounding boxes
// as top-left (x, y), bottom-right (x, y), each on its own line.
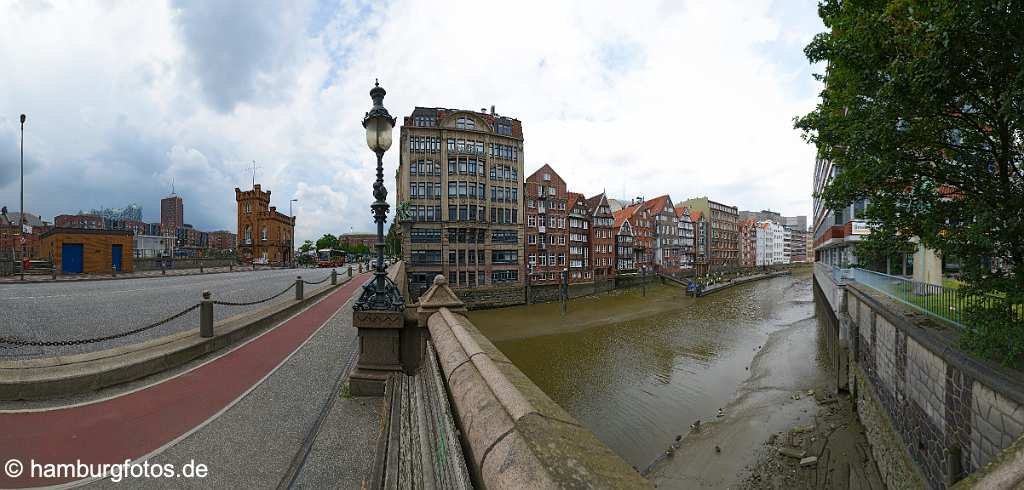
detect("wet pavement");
top-left (468, 267), bottom-right (879, 487)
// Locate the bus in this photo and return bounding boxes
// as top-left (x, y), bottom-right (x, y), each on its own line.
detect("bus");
top-left (316, 249), bottom-right (345, 268)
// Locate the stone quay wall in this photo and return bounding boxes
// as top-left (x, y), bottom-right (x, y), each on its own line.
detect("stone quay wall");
top-left (816, 271), bottom-right (1024, 489)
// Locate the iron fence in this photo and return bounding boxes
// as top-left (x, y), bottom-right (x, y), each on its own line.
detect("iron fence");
top-left (847, 268), bottom-right (1018, 330)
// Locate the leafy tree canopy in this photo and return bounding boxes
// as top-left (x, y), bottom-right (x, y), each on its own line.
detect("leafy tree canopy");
top-left (315, 234), bottom-right (339, 251)
top-left (797, 0), bottom-right (1024, 365)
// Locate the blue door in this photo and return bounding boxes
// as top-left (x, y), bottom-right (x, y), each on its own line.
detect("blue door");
top-left (62, 243), bottom-right (84, 273)
top-left (111, 244), bottom-right (123, 272)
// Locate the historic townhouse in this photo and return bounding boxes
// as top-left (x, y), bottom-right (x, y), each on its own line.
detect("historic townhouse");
top-left (566, 192), bottom-right (591, 282)
top-left (524, 164), bottom-right (568, 285)
top-left (396, 106), bottom-right (524, 295)
top-left (678, 197), bottom-right (739, 270)
top-left (644, 195), bottom-right (681, 273)
top-left (739, 219), bottom-right (757, 268)
top-left (615, 200), bottom-right (653, 270)
top-left (585, 192), bottom-right (615, 278)
top-left (675, 206), bottom-right (695, 271)
top-left (612, 212), bottom-right (636, 272)
top-left (692, 210), bottom-right (709, 274)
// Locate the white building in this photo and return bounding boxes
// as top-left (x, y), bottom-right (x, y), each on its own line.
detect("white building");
top-left (134, 234), bottom-right (172, 258)
top-left (755, 220), bottom-right (786, 266)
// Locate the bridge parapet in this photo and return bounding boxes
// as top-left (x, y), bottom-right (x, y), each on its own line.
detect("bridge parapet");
top-left (419, 274), bottom-right (652, 488)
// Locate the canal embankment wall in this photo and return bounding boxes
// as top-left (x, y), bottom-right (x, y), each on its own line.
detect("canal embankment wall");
top-left (814, 271), bottom-right (1024, 489)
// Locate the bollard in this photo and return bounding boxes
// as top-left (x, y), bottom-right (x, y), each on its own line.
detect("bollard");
top-left (331, 269), bottom-right (337, 285)
top-left (200, 291), bottom-right (214, 338)
top-left (229, 262), bottom-right (233, 272)
top-left (161, 260), bottom-right (166, 275)
top-left (348, 266), bottom-right (353, 278)
top-left (295, 276), bottom-right (304, 301)
top-left (112, 264), bottom-right (117, 278)
top-left (200, 262), bottom-right (204, 273)
top-left (51, 264), bottom-right (56, 280)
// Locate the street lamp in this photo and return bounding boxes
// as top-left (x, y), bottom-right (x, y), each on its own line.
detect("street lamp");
top-left (354, 79), bottom-right (404, 311)
top-left (19, 114), bottom-right (26, 281)
top-left (290, 198), bottom-right (298, 267)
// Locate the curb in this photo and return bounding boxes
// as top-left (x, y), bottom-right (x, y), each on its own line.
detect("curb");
top-left (0, 266), bottom-right (310, 285)
top-left (0, 277), bottom-right (355, 401)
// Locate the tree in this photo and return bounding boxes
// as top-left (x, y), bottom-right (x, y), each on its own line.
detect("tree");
top-left (796, 0), bottom-right (1024, 366)
top-left (315, 234), bottom-right (339, 251)
top-left (299, 240), bottom-right (315, 254)
top-left (386, 221), bottom-right (401, 258)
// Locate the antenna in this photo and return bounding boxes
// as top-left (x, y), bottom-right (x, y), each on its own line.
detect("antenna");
top-left (170, 178), bottom-right (175, 196)
top-left (249, 160), bottom-right (260, 189)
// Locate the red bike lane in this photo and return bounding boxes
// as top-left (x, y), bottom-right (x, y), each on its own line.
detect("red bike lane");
top-left (0, 274), bottom-right (368, 488)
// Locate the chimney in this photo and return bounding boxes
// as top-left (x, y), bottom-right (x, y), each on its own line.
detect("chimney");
top-left (481, 107), bottom-right (487, 113)
top-left (490, 105), bottom-right (495, 115)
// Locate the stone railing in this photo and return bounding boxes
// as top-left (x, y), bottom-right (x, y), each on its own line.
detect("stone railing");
top-left (815, 267), bottom-right (1024, 489)
top-left (415, 275), bottom-right (652, 488)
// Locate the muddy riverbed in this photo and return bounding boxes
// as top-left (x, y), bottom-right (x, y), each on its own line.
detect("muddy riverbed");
top-left (468, 268), bottom-right (883, 488)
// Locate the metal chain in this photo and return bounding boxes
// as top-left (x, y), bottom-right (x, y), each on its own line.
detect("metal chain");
top-left (213, 282), bottom-right (296, 307)
top-left (302, 274), bottom-right (331, 285)
top-left (0, 304), bottom-right (201, 347)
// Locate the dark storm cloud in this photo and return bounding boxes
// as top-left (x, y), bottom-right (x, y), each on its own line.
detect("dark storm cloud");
top-left (171, 0), bottom-right (310, 113)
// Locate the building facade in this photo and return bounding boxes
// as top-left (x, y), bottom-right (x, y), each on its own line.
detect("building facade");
top-left (235, 184), bottom-right (295, 265)
top-left (525, 164), bottom-right (568, 285)
top-left (739, 219), bottom-right (757, 268)
top-left (675, 207), bottom-right (695, 271)
top-left (41, 228), bottom-right (135, 274)
top-left (161, 195), bottom-right (184, 233)
top-left (645, 195), bottom-right (681, 273)
top-left (566, 192), bottom-right (591, 282)
top-left (755, 220), bottom-right (785, 266)
top-left (813, 155), bottom-right (870, 267)
top-left (208, 231), bottom-right (237, 251)
top-left (396, 106), bottom-right (524, 295)
top-left (613, 214), bottom-right (636, 272)
top-left (340, 232), bottom-right (376, 250)
top-left (678, 197), bottom-right (739, 270)
top-left (585, 192), bottom-right (615, 278)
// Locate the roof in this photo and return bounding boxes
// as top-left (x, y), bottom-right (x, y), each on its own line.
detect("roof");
top-left (612, 209), bottom-right (633, 231)
top-left (40, 227), bottom-right (133, 239)
top-left (525, 163), bottom-right (564, 185)
top-left (607, 199), bottom-right (629, 212)
top-left (2, 212), bottom-right (47, 227)
top-left (584, 192), bottom-right (607, 216)
top-left (566, 192), bottom-right (585, 212)
top-left (404, 107), bottom-right (524, 140)
top-left (642, 195), bottom-right (672, 214)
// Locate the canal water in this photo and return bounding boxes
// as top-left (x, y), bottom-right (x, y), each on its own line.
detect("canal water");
top-left (467, 269), bottom-right (825, 475)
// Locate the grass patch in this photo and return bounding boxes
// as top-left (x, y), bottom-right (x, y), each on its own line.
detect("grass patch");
top-left (340, 382), bottom-right (352, 399)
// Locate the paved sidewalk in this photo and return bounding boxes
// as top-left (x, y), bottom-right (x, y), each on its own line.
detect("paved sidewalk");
top-left (0, 272), bottom-right (381, 488)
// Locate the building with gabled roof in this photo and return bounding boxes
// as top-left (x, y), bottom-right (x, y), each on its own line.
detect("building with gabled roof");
top-left (585, 192), bottom-right (615, 278)
top-left (612, 210), bottom-right (637, 273)
top-left (525, 163), bottom-right (568, 285)
top-left (566, 191), bottom-right (592, 283)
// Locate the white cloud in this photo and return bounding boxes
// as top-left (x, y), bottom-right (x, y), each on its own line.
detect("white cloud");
top-left (0, 0), bottom-right (824, 239)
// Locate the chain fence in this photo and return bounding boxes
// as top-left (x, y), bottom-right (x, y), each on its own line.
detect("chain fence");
top-left (212, 282), bottom-right (296, 307)
top-left (0, 304), bottom-right (201, 347)
top-left (301, 273), bottom-right (332, 286)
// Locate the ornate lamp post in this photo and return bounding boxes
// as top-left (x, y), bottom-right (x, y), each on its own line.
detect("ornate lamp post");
top-left (355, 79), bottom-right (404, 311)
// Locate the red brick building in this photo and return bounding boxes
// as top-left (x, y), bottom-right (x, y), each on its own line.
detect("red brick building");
top-left (612, 211), bottom-right (637, 272)
top-left (585, 192), bottom-right (615, 278)
top-left (54, 214), bottom-right (105, 229)
top-left (235, 184), bottom-right (295, 265)
top-left (525, 164), bottom-right (568, 284)
top-left (616, 200), bottom-right (654, 270)
top-left (0, 212), bottom-right (48, 259)
top-left (161, 194), bottom-right (184, 232)
top-left (739, 219), bottom-right (757, 268)
top-left (208, 231), bottom-right (236, 251)
top-left (566, 192), bottom-right (591, 283)
top-left (340, 232), bottom-right (376, 250)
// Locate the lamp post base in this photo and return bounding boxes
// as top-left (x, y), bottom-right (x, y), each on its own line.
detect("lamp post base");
top-left (349, 309), bottom-right (404, 396)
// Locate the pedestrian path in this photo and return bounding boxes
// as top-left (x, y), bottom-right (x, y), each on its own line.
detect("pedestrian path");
top-left (0, 265), bottom-right (330, 284)
top-left (0, 272), bottom-right (377, 488)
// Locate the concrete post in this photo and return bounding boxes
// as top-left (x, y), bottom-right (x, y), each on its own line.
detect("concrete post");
top-left (112, 264), bottom-right (117, 278)
top-left (331, 268), bottom-right (337, 285)
top-left (200, 261), bottom-right (204, 273)
top-left (161, 260), bottom-right (166, 275)
top-left (50, 255), bottom-right (56, 280)
top-left (348, 265), bottom-right (353, 278)
top-left (200, 291), bottom-right (213, 338)
top-left (295, 276), bottom-right (304, 301)
top-left (229, 262), bottom-right (233, 272)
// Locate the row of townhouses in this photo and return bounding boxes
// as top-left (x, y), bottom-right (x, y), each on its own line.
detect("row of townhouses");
top-left (395, 106), bottom-right (808, 295)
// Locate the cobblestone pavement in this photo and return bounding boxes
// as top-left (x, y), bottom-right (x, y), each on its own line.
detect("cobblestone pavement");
top-left (0, 267), bottom-right (352, 359)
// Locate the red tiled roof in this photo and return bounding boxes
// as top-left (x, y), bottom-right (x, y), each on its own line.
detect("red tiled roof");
top-left (566, 192), bottom-right (584, 211)
top-left (643, 194), bottom-right (671, 213)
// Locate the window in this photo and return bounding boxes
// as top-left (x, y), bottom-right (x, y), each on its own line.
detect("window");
top-left (527, 234), bottom-right (536, 244)
top-left (491, 230), bottom-right (518, 244)
top-left (455, 117), bottom-right (476, 130)
top-left (410, 229), bottom-right (441, 243)
top-left (260, 226), bottom-right (268, 240)
top-left (244, 225), bottom-right (252, 241)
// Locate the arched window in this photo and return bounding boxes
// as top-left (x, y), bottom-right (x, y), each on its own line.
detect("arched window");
top-left (261, 226), bottom-right (268, 241)
top-left (244, 225), bottom-right (252, 241)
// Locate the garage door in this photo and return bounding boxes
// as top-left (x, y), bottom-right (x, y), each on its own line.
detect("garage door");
top-left (62, 243), bottom-right (84, 273)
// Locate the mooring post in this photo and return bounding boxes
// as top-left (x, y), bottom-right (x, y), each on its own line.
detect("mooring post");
top-left (200, 291), bottom-right (214, 338)
top-left (331, 268), bottom-right (337, 285)
top-left (295, 276), bottom-right (304, 301)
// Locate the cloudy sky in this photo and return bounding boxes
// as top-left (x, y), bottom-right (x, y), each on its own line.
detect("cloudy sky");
top-left (0, 0), bottom-right (825, 241)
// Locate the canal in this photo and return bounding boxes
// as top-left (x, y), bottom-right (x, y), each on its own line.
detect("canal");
top-left (467, 268), bottom-right (830, 484)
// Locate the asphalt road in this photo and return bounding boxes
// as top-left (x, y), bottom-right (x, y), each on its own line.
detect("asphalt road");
top-left (0, 267), bottom-right (345, 360)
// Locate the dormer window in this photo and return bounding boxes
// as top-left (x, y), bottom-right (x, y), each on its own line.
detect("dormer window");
top-left (455, 117), bottom-right (476, 130)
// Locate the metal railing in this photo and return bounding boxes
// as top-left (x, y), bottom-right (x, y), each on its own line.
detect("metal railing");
top-left (844, 268), bottom-right (1018, 330)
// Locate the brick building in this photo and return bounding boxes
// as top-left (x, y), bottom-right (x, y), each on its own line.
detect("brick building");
top-left (585, 192), bottom-right (615, 278)
top-left (644, 195), bottom-right (681, 273)
top-left (340, 232), bottom-right (376, 250)
top-left (0, 211), bottom-right (48, 259)
top-left (739, 219), bottom-right (757, 268)
top-left (692, 210), bottom-right (708, 274)
top-left (615, 200), bottom-right (653, 270)
top-left (41, 228), bottom-right (134, 274)
top-left (678, 197), bottom-right (739, 271)
top-left (566, 192), bottom-right (591, 283)
top-left (161, 194), bottom-right (184, 232)
top-left (208, 230), bottom-right (237, 251)
top-left (525, 164), bottom-right (568, 285)
top-left (395, 106), bottom-right (524, 295)
top-left (235, 184), bottom-right (296, 265)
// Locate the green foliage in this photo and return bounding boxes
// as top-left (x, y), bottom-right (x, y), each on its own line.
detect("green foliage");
top-left (299, 240), bottom-right (315, 254)
top-left (797, 0), bottom-right (1024, 366)
top-left (961, 300), bottom-right (1024, 369)
top-left (315, 234), bottom-right (339, 251)
top-left (386, 221), bottom-right (401, 257)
